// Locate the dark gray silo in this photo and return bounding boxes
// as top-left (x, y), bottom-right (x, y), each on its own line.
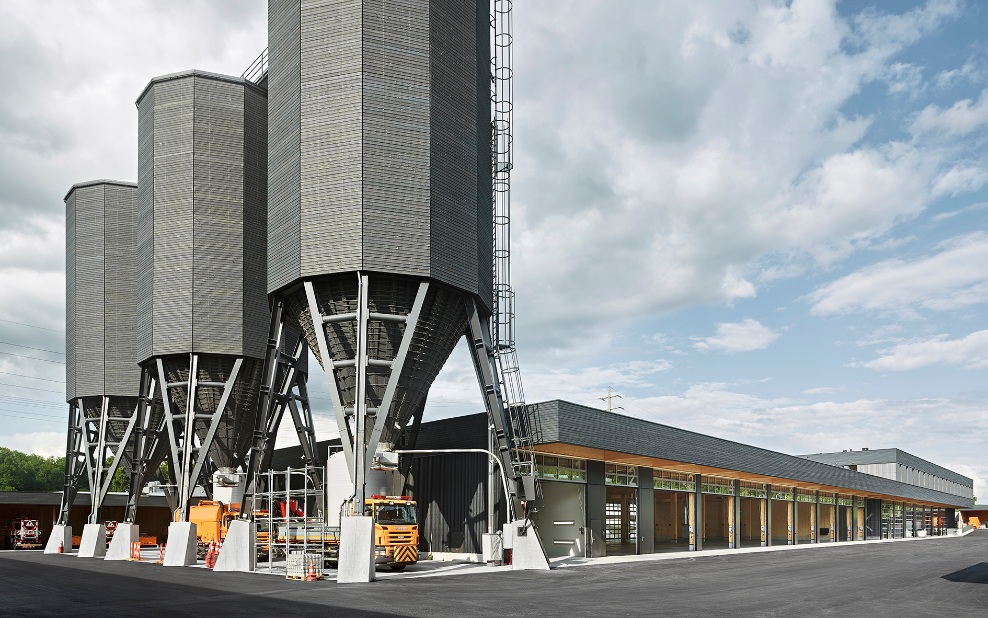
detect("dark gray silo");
top-left (265, 1), bottom-right (506, 506)
top-left (129, 70), bottom-right (268, 521)
top-left (59, 180), bottom-right (140, 528)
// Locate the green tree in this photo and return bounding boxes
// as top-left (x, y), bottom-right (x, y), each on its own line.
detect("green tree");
top-left (0, 448), bottom-right (65, 492)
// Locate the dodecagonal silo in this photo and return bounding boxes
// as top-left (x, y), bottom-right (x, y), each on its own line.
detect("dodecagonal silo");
top-left (266, 0), bottom-right (494, 495)
top-left (132, 70), bottom-right (268, 523)
top-left (58, 180), bottom-right (140, 534)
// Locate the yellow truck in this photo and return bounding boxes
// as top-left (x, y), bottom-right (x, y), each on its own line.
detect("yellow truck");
top-left (364, 495), bottom-right (419, 570)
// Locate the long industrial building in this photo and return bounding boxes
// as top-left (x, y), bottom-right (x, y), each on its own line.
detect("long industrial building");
top-left (271, 399), bottom-right (972, 560)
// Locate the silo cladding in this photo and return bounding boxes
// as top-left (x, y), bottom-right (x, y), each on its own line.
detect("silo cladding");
top-left (135, 70), bottom-right (268, 476)
top-left (64, 180), bottom-right (141, 472)
top-left (267, 0), bottom-right (493, 449)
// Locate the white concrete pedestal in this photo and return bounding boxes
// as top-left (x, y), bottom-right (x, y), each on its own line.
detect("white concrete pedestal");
top-left (163, 522), bottom-right (198, 566)
top-left (506, 519), bottom-right (549, 571)
top-left (78, 523), bottom-right (106, 558)
top-left (337, 515), bottom-right (375, 583)
top-left (214, 519), bottom-right (255, 572)
top-left (44, 524), bottom-right (72, 554)
top-left (105, 523), bottom-right (139, 560)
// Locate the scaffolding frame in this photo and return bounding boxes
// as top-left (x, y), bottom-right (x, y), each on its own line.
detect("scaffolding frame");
top-left (253, 466), bottom-right (334, 574)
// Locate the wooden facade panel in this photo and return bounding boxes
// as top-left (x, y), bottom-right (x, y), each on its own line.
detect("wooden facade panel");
top-left (362, 0), bottom-right (431, 277)
top-left (192, 77), bottom-right (246, 356)
top-left (267, 0), bottom-right (302, 293)
top-left (137, 90), bottom-right (156, 363)
top-left (102, 184), bottom-right (140, 396)
top-left (298, 0), bottom-right (363, 277)
top-left (149, 77), bottom-right (195, 357)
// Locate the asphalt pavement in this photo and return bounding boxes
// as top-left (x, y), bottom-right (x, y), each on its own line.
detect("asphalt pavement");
top-left (1, 531), bottom-right (986, 617)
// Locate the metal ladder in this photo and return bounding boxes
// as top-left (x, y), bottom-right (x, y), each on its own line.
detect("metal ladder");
top-left (491, 0), bottom-right (543, 512)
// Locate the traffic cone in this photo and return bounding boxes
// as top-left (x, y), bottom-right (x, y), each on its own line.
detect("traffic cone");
top-left (57, 540), bottom-right (63, 554)
top-left (305, 559), bottom-right (318, 581)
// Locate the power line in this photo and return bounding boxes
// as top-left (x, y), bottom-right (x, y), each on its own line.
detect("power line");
top-left (0, 411), bottom-right (61, 423)
top-left (0, 394), bottom-right (65, 408)
top-left (0, 370), bottom-right (64, 384)
top-left (0, 381), bottom-right (65, 395)
top-left (0, 407), bottom-right (64, 422)
top-left (0, 350), bottom-right (64, 364)
top-left (0, 317), bottom-right (63, 333)
top-left (0, 340), bottom-right (64, 356)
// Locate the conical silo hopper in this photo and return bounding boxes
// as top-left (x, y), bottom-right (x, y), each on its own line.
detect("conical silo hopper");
top-left (127, 72), bottom-right (268, 561)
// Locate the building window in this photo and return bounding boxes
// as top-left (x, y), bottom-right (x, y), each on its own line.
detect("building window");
top-left (653, 469), bottom-right (696, 492)
top-left (818, 494), bottom-right (835, 505)
top-left (770, 487), bottom-right (794, 501)
top-left (535, 455), bottom-right (586, 483)
top-left (700, 475), bottom-right (734, 495)
top-left (796, 489), bottom-right (816, 503)
top-left (604, 463), bottom-right (638, 487)
top-left (739, 481), bottom-right (767, 498)
top-left (837, 495), bottom-right (854, 507)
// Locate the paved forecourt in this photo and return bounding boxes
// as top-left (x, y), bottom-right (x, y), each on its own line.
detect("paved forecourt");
top-left (1, 531), bottom-right (986, 617)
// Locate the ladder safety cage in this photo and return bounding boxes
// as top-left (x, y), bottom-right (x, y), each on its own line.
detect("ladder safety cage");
top-left (491, 0), bottom-right (544, 510)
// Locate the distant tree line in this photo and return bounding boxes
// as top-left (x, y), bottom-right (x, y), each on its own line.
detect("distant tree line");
top-left (0, 447), bottom-right (128, 493)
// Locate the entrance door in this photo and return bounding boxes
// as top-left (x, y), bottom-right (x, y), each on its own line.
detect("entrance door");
top-left (604, 486), bottom-right (638, 555)
top-left (531, 481), bottom-right (585, 558)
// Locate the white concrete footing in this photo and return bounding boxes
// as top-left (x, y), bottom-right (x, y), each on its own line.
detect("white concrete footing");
top-left (78, 523), bottom-right (107, 558)
top-left (337, 515), bottom-right (375, 583)
top-left (214, 519), bottom-right (255, 572)
top-left (163, 522), bottom-right (198, 566)
top-left (44, 524), bottom-right (71, 554)
top-left (506, 519), bottom-right (550, 571)
top-left (105, 523), bottom-right (139, 561)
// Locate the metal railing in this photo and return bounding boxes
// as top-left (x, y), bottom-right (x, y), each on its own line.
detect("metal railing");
top-left (242, 48), bottom-right (268, 84)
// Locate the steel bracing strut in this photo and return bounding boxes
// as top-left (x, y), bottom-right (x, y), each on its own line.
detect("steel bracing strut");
top-left (243, 298), bottom-right (321, 510)
top-left (57, 396), bottom-right (140, 526)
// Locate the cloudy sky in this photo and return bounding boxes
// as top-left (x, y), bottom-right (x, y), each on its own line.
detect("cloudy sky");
top-left (1, 1), bottom-right (987, 501)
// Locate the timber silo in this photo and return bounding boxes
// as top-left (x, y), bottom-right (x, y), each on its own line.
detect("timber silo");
top-left (129, 71), bottom-right (268, 557)
top-left (52, 180), bottom-right (141, 556)
top-left (265, 0), bottom-right (498, 505)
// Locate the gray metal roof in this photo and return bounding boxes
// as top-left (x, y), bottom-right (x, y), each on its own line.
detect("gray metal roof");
top-left (798, 448), bottom-right (972, 487)
top-left (531, 400), bottom-right (971, 508)
top-left (63, 179), bottom-right (137, 202)
top-left (135, 69), bottom-right (265, 105)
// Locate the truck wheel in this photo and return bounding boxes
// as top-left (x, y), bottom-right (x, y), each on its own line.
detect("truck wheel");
top-left (390, 564), bottom-right (406, 572)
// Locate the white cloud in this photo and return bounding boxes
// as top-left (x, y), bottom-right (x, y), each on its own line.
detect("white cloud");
top-left (861, 330), bottom-right (988, 371)
top-left (883, 62), bottom-right (925, 97)
top-left (808, 232), bottom-right (988, 315)
top-left (0, 431), bottom-right (64, 458)
top-left (935, 59), bottom-right (982, 88)
top-left (931, 165), bottom-right (988, 197)
top-left (513, 1), bottom-right (959, 356)
top-left (693, 319), bottom-right (781, 354)
top-left (911, 87), bottom-right (988, 136)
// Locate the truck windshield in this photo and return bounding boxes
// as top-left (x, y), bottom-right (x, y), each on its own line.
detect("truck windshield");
top-left (374, 504), bottom-right (416, 525)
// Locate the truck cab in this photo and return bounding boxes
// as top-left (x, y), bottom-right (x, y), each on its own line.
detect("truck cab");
top-left (364, 495), bottom-right (419, 570)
